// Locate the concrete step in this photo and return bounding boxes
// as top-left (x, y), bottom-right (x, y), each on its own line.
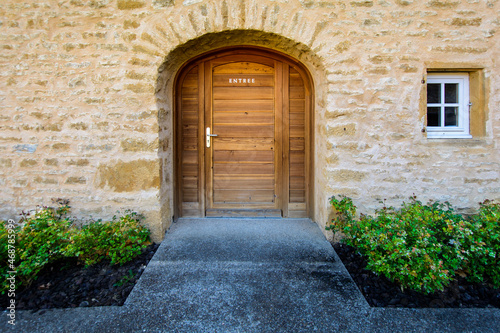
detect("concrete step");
top-left (149, 218), bottom-right (337, 263)
top-left (125, 218), bottom-right (368, 317)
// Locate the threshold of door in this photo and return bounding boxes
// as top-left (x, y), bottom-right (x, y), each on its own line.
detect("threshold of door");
top-left (205, 209), bottom-right (282, 218)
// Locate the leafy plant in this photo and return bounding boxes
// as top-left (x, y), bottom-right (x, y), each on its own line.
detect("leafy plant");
top-left (0, 200), bottom-right (151, 294)
top-left (114, 269), bottom-right (136, 287)
top-left (65, 210), bottom-right (151, 266)
top-left (16, 203), bottom-right (73, 289)
top-left (327, 195), bottom-right (500, 294)
top-left (465, 200), bottom-right (500, 287)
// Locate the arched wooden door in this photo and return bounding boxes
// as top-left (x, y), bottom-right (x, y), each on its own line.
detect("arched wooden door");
top-left (175, 48), bottom-right (312, 218)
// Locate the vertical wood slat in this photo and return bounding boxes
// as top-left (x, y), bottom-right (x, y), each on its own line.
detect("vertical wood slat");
top-left (282, 63), bottom-right (290, 217)
top-left (275, 60), bottom-right (284, 214)
top-left (198, 63), bottom-right (205, 216)
top-left (289, 67), bottom-right (307, 209)
top-left (179, 66), bottom-right (201, 216)
top-left (301, 64), bottom-right (312, 217)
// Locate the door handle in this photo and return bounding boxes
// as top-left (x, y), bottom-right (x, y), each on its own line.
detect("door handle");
top-left (206, 127), bottom-right (218, 148)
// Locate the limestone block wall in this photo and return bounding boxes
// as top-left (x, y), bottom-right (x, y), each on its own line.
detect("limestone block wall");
top-left (0, 0), bottom-right (498, 241)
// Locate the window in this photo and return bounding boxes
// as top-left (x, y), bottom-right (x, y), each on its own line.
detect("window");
top-left (426, 73), bottom-right (471, 139)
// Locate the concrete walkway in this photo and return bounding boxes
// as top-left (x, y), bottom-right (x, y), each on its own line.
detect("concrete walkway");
top-left (3, 218), bottom-right (500, 332)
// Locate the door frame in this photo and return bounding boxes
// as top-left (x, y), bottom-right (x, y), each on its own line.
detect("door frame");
top-left (173, 46), bottom-right (314, 218)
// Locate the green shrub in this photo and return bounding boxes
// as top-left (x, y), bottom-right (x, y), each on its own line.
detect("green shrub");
top-left (466, 200), bottom-right (500, 287)
top-left (16, 205), bottom-right (73, 288)
top-left (327, 195), bottom-right (499, 294)
top-left (106, 211), bottom-right (151, 265)
top-left (0, 200), bottom-right (151, 294)
top-left (65, 210), bottom-right (151, 266)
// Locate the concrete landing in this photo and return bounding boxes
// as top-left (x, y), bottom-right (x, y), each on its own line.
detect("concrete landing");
top-left (124, 218), bottom-right (368, 331)
top-left (4, 218), bottom-right (500, 332)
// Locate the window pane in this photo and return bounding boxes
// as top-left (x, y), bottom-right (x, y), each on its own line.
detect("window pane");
top-left (427, 107), bottom-right (441, 126)
top-left (427, 83), bottom-right (441, 103)
top-left (445, 107), bottom-right (458, 126)
top-left (445, 83), bottom-right (458, 103)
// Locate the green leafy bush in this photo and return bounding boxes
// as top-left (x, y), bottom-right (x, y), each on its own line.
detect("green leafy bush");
top-left (1, 200), bottom-right (151, 294)
top-left (466, 200), bottom-right (500, 287)
top-left (16, 205), bottom-right (73, 288)
top-left (65, 211), bottom-right (151, 266)
top-left (327, 195), bottom-right (500, 293)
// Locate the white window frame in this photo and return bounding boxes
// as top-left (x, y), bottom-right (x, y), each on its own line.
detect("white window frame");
top-left (426, 73), bottom-right (471, 139)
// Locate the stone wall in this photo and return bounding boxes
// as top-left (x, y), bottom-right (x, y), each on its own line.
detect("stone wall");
top-left (0, 0), bottom-right (498, 241)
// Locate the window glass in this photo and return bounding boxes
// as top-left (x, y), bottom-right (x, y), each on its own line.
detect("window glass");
top-left (445, 84), bottom-right (458, 103)
top-left (427, 107), bottom-right (441, 126)
top-left (427, 84), bottom-right (441, 104)
top-left (444, 107), bottom-right (458, 126)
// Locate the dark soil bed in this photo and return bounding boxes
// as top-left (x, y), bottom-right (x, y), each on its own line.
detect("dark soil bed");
top-left (334, 242), bottom-right (500, 308)
top-left (1, 243), bottom-right (159, 312)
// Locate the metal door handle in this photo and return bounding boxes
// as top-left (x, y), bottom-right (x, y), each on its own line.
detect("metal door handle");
top-left (206, 127), bottom-right (218, 147)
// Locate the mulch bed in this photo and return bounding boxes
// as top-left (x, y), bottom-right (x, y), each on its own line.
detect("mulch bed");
top-left (333, 242), bottom-right (500, 308)
top-left (0, 243), bottom-right (159, 312)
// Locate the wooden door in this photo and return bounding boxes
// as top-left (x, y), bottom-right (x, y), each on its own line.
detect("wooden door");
top-left (205, 55), bottom-right (282, 216)
top-left (176, 48), bottom-right (311, 218)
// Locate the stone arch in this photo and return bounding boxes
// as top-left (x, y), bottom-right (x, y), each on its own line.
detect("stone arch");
top-left (153, 29), bottom-right (328, 233)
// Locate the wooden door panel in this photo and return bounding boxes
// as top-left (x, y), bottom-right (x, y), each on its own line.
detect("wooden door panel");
top-left (179, 66), bottom-right (201, 213)
top-left (213, 87), bottom-right (274, 100)
top-left (213, 138), bottom-right (274, 151)
top-left (213, 74), bottom-right (274, 87)
top-left (290, 124), bottom-right (305, 138)
top-left (287, 67), bottom-right (307, 216)
top-left (182, 72), bottom-right (198, 86)
top-left (214, 111), bottom-right (274, 124)
top-left (213, 62), bottom-right (274, 74)
top-left (182, 151), bottom-right (198, 164)
top-left (181, 100), bottom-right (198, 111)
top-left (183, 189), bottom-right (198, 202)
top-left (214, 177), bottom-right (274, 190)
top-left (209, 59), bottom-right (278, 210)
top-left (214, 190), bottom-right (275, 203)
top-left (182, 137), bottom-right (198, 151)
top-left (290, 151), bottom-right (305, 164)
top-left (290, 190), bottom-right (306, 202)
top-left (289, 72), bottom-right (305, 86)
top-left (182, 163), bottom-right (198, 177)
top-left (290, 86), bottom-right (305, 99)
top-left (290, 163), bottom-right (305, 177)
top-left (213, 163), bottom-right (274, 176)
top-left (182, 111), bottom-right (198, 124)
top-left (290, 99), bottom-right (305, 112)
top-left (183, 177), bottom-right (198, 189)
top-left (181, 87), bottom-right (198, 99)
top-left (182, 124), bottom-right (198, 137)
top-left (289, 112), bottom-right (305, 122)
top-left (290, 176), bottom-right (305, 189)
top-left (214, 150), bottom-right (274, 163)
top-left (290, 138), bottom-right (305, 151)
top-left (213, 100), bottom-right (274, 111)
top-left (214, 124), bottom-right (274, 138)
